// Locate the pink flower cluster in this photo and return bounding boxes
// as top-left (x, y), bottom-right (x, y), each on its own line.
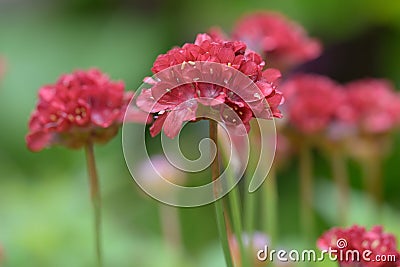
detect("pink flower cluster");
top-left (136, 33), bottom-right (284, 138)
top-left (281, 74), bottom-right (344, 134)
top-left (341, 79), bottom-right (400, 134)
top-left (317, 225), bottom-right (400, 267)
top-left (26, 69), bottom-right (147, 152)
top-left (281, 75), bottom-right (400, 136)
top-left (232, 12), bottom-right (322, 70)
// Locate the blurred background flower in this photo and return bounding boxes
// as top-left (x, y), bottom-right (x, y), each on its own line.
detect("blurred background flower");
top-left (342, 79), bottom-right (400, 135)
top-left (280, 74), bottom-right (344, 136)
top-left (232, 12), bottom-right (322, 72)
top-left (229, 232), bottom-right (270, 267)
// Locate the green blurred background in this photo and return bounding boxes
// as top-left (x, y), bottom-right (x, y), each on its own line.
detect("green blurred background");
top-left (1, 0), bottom-right (400, 266)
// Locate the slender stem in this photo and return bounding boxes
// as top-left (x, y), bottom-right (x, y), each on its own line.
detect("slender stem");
top-left (218, 126), bottom-right (249, 266)
top-left (159, 204), bottom-right (183, 252)
top-left (330, 148), bottom-right (350, 225)
top-left (225, 159), bottom-right (249, 266)
top-left (229, 187), bottom-right (250, 266)
top-left (299, 142), bottom-right (314, 242)
top-left (84, 142), bottom-right (103, 267)
top-left (209, 120), bottom-right (233, 267)
top-left (244, 127), bottom-right (259, 234)
top-left (244, 177), bottom-right (256, 234)
top-left (263, 166), bottom-right (278, 245)
top-left (362, 155), bottom-right (383, 212)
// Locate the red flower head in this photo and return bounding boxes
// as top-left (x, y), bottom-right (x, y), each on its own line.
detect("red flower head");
top-left (341, 79), bottom-right (400, 135)
top-left (281, 74), bottom-right (344, 134)
top-left (26, 68), bottom-right (149, 152)
top-left (136, 33), bottom-right (284, 138)
top-left (232, 12), bottom-right (322, 71)
top-left (317, 225), bottom-right (400, 267)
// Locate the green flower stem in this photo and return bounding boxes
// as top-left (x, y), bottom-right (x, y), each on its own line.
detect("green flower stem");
top-left (262, 166), bottom-right (278, 245)
top-left (244, 128), bottom-right (259, 235)
top-left (84, 142), bottom-right (103, 267)
top-left (244, 179), bottom-right (256, 234)
top-left (221, 143), bottom-right (249, 267)
top-left (299, 142), bottom-right (314, 241)
top-left (362, 155), bottom-right (383, 207)
top-left (330, 148), bottom-right (350, 225)
top-left (209, 120), bottom-right (233, 267)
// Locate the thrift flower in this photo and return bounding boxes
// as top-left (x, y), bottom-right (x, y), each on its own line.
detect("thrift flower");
top-left (26, 68), bottom-right (149, 151)
top-left (280, 74), bottom-right (344, 135)
top-left (317, 225), bottom-right (400, 267)
top-left (136, 33), bottom-right (284, 138)
top-left (232, 12), bottom-right (322, 70)
top-left (342, 79), bottom-right (400, 135)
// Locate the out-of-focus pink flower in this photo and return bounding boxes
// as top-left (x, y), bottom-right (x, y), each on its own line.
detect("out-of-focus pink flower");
top-left (229, 232), bottom-right (270, 267)
top-left (317, 225), bottom-right (400, 267)
top-left (136, 33), bottom-right (284, 138)
top-left (229, 232), bottom-right (293, 267)
top-left (341, 79), bottom-right (400, 135)
top-left (281, 74), bottom-right (344, 134)
top-left (137, 154), bottom-right (186, 192)
top-left (232, 12), bottom-right (322, 71)
top-left (26, 69), bottom-right (150, 152)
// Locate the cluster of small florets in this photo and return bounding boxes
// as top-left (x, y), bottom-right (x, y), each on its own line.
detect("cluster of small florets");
top-left (136, 33), bottom-right (284, 138)
top-left (280, 75), bottom-right (400, 137)
top-left (318, 225), bottom-right (400, 267)
top-left (26, 69), bottom-right (137, 151)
